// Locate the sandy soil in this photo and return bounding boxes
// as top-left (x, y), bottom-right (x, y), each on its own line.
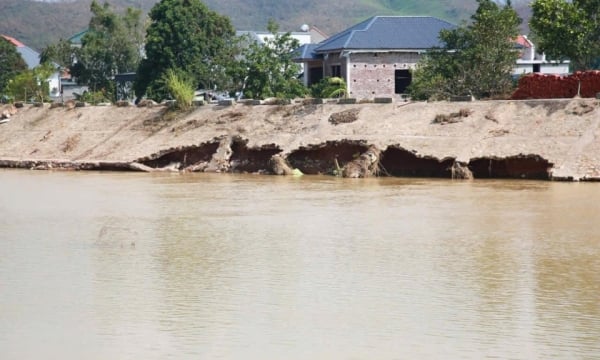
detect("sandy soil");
top-left (0, 98), bottom-right (599, 180)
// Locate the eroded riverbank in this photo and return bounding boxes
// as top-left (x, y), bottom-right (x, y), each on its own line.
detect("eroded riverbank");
top-left (1, 98), bottom-right (599, 180)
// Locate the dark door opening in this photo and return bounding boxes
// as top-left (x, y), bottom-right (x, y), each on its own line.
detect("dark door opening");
top-left (395, 69), bottom-right (412, 94)
top-left (533, 64), bottom-right (541, 73)
top-left (309, 67), bottom-right (323, 86)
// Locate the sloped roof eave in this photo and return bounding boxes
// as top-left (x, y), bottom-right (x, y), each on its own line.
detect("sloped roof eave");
top-left (315, 48), bottom-right (430, 54)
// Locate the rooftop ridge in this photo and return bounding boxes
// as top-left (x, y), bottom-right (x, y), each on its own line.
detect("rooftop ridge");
top-left (342, 16), bottom-right (379, 48)
top-left (1, 34), bottom-right (25, 47)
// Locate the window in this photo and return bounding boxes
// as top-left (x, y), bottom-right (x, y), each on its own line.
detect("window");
top-left (331, 65), bottom-right (341, 77)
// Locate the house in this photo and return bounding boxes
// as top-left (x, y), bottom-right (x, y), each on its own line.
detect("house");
top-left (237, 24), bottom-right (327, 48)
top-left (293, 16), bottom-right (456, 99)
top-left (513, 35), bottom-right (570, 76)
top-left (1, 34), bottom-right (62, 100)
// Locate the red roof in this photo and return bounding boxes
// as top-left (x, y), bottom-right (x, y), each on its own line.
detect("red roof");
top-left (514, 35), bottom-right (532, 48)
top-left (1, 34), bottom-right (25, 47)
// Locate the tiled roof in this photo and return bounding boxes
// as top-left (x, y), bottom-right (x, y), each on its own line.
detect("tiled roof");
top-left (1, 34), bottom-right (40, 69)
top-left (514, 35), bottom-right (532, 48)
top-left (315, 16), bottom-right (456, 53)
top-left (1, 34), bottom-right (24, 47)
top-left (292, 43), bottom-right (321, 61)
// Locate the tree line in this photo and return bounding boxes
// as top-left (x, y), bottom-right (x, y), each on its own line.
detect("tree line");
top-left (1, 0), bottom-right (600, 103)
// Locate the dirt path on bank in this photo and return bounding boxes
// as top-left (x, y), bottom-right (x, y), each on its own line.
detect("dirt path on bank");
top-left (0, 98), bottom-right (599, 180)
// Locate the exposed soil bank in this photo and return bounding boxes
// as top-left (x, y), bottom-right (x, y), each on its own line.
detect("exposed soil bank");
top-left (1, 98), bottom-right (599, 181)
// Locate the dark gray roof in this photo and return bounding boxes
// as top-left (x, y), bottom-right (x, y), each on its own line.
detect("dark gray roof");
top-left (315, 16), bottom-right (456, 53)
top-left (292, 43), bottom-right (321, 61)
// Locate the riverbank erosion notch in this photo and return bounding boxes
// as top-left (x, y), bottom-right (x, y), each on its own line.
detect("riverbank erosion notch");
top-left (381, 146), bottom-right (455, 178)
top-left (468, 155), bottom-right (553, 180)
top-left (287, 140), bottom-right (371, 175)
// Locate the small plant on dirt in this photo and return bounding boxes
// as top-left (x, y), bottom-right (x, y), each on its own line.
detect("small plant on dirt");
top-left (76, 90), bottom-right (111, 105)
top-left (433, 108), bottom-right (473, 124)
top-left (164, 69), bottom-right (194, 111)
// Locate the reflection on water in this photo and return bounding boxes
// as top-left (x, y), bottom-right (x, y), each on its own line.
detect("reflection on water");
top-left (1, 170), bottom-right (599, 359)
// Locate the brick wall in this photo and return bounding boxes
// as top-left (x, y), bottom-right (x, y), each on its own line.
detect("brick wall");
top-left (347, 52), bottom-right (421, 99)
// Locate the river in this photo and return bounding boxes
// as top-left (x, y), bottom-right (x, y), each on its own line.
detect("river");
top-left (1, 170), bottom-right (599, 359)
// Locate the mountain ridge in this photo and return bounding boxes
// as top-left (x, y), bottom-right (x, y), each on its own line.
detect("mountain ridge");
top-left (1, 0), bottom-right (532, 51)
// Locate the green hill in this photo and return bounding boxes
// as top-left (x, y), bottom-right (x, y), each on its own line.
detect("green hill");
top-left (1, 0), bottom-right (532, 51)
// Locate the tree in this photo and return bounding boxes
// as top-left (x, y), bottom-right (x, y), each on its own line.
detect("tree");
top-left (408, 0), bottom-right (521, 100)
top-left (5, 63), bottom-right (55, 103)
top-left (71, 1), bottom-right (144, 96)
top-left (134, 0), bottom-right (238, 101)
top-left (530, 0), bottom-right (600, 70)
top-left (40, 39), bottom-right (76, 69)
top-left (0, 37), bottom-right (27, 94)
top-left (241, 20), bottom-right (306, 100)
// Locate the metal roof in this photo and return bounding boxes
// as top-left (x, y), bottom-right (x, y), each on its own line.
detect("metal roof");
top-left (315, 16), bottom-right (456, 53)
top-left (68, 29), bottom-right (88, 45)
top-left (292, 43), bottom-right (321, 61)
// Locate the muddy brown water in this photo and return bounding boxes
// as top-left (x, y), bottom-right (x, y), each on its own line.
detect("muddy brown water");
top-left (1, 170), bottom-right (599, 359)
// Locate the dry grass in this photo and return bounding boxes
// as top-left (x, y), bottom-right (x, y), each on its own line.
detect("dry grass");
top-left (566, 101), bottom-right (596, 116)
top-left (524, 100), bottom-right (569, 116)
top-left (433, 108), bottom-right (473, 124)
top-left (329, 109), bottom-right (360, 125)
top-left (61, 134), bottom-right (81, 153)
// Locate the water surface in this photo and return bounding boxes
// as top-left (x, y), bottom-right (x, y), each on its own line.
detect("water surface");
top-left (1, 170), bottom-right (599, 359)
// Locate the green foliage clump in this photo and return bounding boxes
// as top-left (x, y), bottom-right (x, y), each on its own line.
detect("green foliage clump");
top-left (530, 0), bottom-right (600, 70)
top-left (310, 77), bottom-right (347, 98)
top-left (40, 39), bottom-right (76, 69)
top-left (164, 69), bottom-right (195, 110)
top-left (242, 20), bottom-right (307, 100)
top-left (0, 37), bottom-right (28, 94)
top-left (408, 0), bottom-right (521, 100)
top-left (75, 89), bottom-right (111, 104)
top-left (5, 63), bottom-right (55, 103)
top-left (135, 0), bottom-right (238, 102)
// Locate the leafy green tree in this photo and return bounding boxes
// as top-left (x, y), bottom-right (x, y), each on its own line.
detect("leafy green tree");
top-left (530, 0), bottom-right (600, 70)
top-left (242, 20), bottom-right (306, 100)
top-left (5, 63), bottom-right (55, 103)
top-left (40, 39), bottom-right (76, 68)
top-left (134, 0), bottom-right (238, 101)
top-left (409, 0), bottom-right (521, 100)
top-left (0, 37), bottom-right (27, 94)
top-left (71, 1), bottom-right (144, 97)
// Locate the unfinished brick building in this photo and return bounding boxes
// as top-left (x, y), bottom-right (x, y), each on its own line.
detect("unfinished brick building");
top-left (294, 16), bottom-right (456, 100)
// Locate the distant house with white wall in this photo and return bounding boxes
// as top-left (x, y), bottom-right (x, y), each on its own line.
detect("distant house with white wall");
top-left (237, 24), bottom-right (327, 47)
top-left (238, 25), bottom-right (328, 82)
top-left (513, 35), bottom-right (570, 76)
top-left (1, 34), bottom-right (62, 100)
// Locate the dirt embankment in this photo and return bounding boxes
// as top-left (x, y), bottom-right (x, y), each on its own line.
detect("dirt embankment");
top-left (1, 98), bottom-right (599, 181)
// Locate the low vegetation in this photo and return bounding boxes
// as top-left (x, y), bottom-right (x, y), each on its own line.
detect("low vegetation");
top-left (164, 70), bottom-right (195, 111)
